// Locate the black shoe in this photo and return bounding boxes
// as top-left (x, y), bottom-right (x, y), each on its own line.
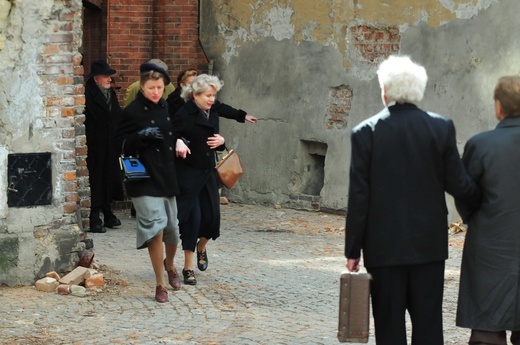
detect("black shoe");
top-left (89, 223), bottom-right (106, 233)
top-left (197, 242), bottom-right (208, 271)
top-left (130, 207), bottom-right (136, 218)
top-left (182, 269), bottom-right (197, 285)
top-left (104, 217), bottom-right (121, 228)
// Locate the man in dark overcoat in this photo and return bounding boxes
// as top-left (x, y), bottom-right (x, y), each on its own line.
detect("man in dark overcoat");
top-left (344, 56), bottom-right (480, 345)
top-left (455, 76), bottom-right (520, 345)
top-left (84, 59), bottom-right (123, 233)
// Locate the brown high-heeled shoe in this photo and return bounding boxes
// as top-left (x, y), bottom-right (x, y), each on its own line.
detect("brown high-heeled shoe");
top-left (155, 285), bottom-right (168, 303)
top-left (163, 259), bottom-right (181, 290)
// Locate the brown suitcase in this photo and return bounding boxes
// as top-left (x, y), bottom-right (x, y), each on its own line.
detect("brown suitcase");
top-left (338, 272), bottom-right (371, 343)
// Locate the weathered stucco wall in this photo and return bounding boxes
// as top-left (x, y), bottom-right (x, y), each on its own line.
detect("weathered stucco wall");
top-left (201, 0), bottom-right (516, 216)
top-left (0, 0), bottom-right (85, 286)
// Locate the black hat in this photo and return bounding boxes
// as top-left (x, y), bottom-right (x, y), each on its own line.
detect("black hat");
top-left (140, 62), bottom-right (171, 85)
top-left (89, 59), bottom-right (116, 78)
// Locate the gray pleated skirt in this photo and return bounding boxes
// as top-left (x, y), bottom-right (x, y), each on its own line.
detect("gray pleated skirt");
top-left (131, 195), bottom-right (180, 249)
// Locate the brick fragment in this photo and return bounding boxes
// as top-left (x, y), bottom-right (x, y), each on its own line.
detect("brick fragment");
top-left (56, 284), bottom-right (71, 295)
top-left (35, 277), bottom-right (59, 292)
top-left (46, 271), bottom-right (61, 281)
top-left (70, 285), bottom-right (88, 297)
top-left (59, 266), bottom-right (88, 285)
top-left (85, 272), bottom-right (104, 289)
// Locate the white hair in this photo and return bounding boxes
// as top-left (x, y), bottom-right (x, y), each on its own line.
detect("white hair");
top-left (377, 55), bottom-right (428, 104)
top-left (181, 74), bottom-right (223, 101)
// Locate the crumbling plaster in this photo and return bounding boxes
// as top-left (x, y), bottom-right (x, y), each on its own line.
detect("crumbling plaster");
top-left (0, 0), bottom-right (84, 286)
top-left (201, 0), bottom-right (516, 214)
top-left (210, 0), bottom-right (495, 65)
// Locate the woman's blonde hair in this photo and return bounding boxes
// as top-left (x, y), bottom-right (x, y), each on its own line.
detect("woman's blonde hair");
top-left (181, 74), bottom-right (223, 101)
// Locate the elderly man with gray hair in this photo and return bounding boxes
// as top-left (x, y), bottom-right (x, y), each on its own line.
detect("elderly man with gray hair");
top-left (344, 55), bottom-right (480, 345)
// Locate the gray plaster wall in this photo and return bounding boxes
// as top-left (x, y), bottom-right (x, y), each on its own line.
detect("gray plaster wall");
top-left (201, 0), bottom-right (519, 217)
top-left (0, 0), bottom-right (83, 286)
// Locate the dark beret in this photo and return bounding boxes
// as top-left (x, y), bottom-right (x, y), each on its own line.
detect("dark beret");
top-left (140, 62), bottom-right (171, 85)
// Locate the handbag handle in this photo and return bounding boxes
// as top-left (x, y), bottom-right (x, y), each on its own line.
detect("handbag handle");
top-left (121, 138), bottom-right (139, 158)
top-left (214, 145), bottom-right (229, 164)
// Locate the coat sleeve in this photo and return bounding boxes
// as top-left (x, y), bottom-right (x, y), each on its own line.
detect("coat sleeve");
top-left (455, 138), bottom-right (482, 222)
top-left (344, 127), bottom-right (372, 259)
top-left (441, 121), bottom-right (480, 222)
top-left (123, 81), bottom-right (139, 109)
top-left (213, 100), bottom-right (246, 123)
top-left (115, 108), bottom-right (143, 157)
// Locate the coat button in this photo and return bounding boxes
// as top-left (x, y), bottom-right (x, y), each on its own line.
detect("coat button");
top-left (206, 152), bottom-right (210, 156)
top-left (151, 120), bottom-right (155, 124)
top-left (169, 147), bottom-right (173, 151)
top-left (144, 106), bottom-right (148, 110)
top-left (167, 117), bottom-right (170, 121)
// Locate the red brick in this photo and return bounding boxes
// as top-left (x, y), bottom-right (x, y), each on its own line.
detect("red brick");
top-left (63, 203), bottom-right (78, 213)
top-left (85, 273), bottom-right (104, 289)
top-left (64, 171), bottom-right (76, 181)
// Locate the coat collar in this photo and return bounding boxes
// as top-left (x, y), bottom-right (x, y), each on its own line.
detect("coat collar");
top-left (185, 100), bottom-right (218, 128)
top-left (86, 77), bottom-right (114, 108)
top-left (387, 102), bottom-right (419, 112)
top-left (136, 90), bottom-right (167, 109)
top-left (496, 116), bottom-right (520, 129)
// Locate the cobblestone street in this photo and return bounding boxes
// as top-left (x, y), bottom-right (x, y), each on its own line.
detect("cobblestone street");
top-left (0, 203), bottom-right (470, 344)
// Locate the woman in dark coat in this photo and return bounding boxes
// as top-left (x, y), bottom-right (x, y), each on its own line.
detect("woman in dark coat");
top-left (455, 76), bottom-right (520, 344)
top-left (173, 74), bottom-right (226, 285)
top-left (116, 62), bottom-right (181, 303)
top-left (167, 69), bottom-right (258, 124)
top-left (84, 60), bottom-right (124, 233)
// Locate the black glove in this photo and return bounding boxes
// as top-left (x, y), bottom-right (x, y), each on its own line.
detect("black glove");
top-left (138, 127), bottom-right (164, 140)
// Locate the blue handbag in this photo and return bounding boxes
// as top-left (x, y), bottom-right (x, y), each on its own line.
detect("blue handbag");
top-left (119, 139), bottom-right (150, 182)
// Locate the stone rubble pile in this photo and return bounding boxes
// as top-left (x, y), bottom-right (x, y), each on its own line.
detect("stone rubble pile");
top-left (34, 249), bottom-right (103, 297)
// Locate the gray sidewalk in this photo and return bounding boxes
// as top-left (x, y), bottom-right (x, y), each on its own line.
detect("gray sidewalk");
top-left (0, 203), bottom-right (468, 344)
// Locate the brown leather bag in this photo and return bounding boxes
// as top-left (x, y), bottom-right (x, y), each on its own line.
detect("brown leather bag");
top-left (215, 149), bottom-right (245, 189)
top-left (338, 272), bottom-right (371, 343)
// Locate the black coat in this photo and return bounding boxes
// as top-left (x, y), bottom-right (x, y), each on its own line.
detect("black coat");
top-left (345, 103), bottom-right (480, 268)
top-left (84, 78), bottom-right (124, 207)
top-left (172, 101), bottom-right (224, 238)
top-left (456, 117), bottom-right (520, 331)
top-left (167, 88), bottom-right (248, 122)
top-left (116, 92), bottom-right (179, 198)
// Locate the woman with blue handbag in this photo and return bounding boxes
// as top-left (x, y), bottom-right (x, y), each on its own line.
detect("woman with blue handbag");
top-left (116, 62), bottom-right (181, 303)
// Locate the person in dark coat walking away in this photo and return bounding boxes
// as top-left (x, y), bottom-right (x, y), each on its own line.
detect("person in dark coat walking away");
top-left (167, 69), bottom-right (258, 124)
top-left (173, 74), bottom-right (226, 285)
top-left (84, 60), bottom-right (124, 233)
top-left (344, 55), bottom-right (480, 345)
top-left (455, 76), bottom-right (520, 345)
top-left (116, 62), bottom-right (182, 303)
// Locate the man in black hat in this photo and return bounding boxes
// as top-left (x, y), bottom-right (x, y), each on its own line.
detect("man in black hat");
top-left (84, 59), bottom-right (124, 233)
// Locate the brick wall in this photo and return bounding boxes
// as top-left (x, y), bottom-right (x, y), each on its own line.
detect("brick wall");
top-left (325, 85), bottom-right (353, 130)
top-left (350, 25), bottom-right (401, 63)
top-left (40, 4), bottom-right (85, 218)
top-left (88, 0), bottom-right (210, 104)
top-left (153, 0), bottom-right (210, 81)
